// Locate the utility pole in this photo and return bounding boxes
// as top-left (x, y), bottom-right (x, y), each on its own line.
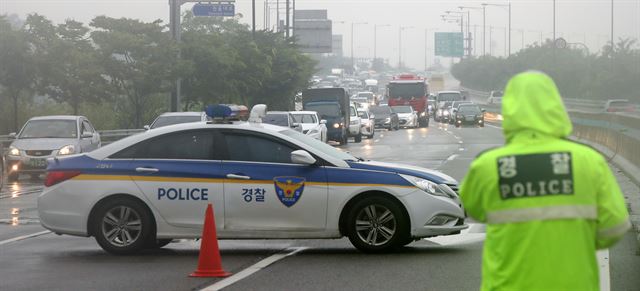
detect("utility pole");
top-left (285, 0), bottom-right (290, 38)
top-left (483, 5), bottom-right (486, 56)
top-left (252, 0), bottom-right (256, 35)
top-left (169, 0), bottom-right (182, 112)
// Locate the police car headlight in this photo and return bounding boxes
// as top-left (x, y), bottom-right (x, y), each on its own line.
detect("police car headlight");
top-left (400, 174), bottom-right (451, 198)
top-left (57, 145), bottom-right (76, 156)
top-left (8, 146), bottom-right (20, 156)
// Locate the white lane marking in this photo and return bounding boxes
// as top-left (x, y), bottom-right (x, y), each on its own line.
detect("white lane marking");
top-left (597, 249), bottom-right (610, 291)
top-left (201, 247), bottom-right (308, 291)
top-left (486, 124), bottom-right (502, 130)
top-left (374, 139), bottom-right (380, 143)
top-left (0, 230), bottom-right (52, 246)
top-left (446, 154), bottom-right (459, 161)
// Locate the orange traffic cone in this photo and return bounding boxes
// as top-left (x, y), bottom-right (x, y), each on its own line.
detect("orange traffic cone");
top-left (190, 203), bottom-right (231, 278)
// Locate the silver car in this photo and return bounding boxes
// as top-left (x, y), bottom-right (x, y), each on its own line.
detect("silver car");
top-left (5, 116), bottom-right (101, 182)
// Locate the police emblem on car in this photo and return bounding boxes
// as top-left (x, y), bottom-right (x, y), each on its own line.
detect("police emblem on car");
top-left (274, 176), bottom-right (305, 207)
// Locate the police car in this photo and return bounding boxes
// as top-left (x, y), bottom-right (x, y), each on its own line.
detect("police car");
top-left (38, 105), bottom-right (467, 255)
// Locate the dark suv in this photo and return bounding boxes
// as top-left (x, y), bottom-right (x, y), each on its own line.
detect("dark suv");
top-left (370, 105), bottom-right (400, 130)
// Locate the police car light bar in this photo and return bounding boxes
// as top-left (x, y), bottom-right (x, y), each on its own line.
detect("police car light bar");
top-left (249, 104), bottom-right (267, 123)
top-left (205, 105), bottom-right (233, 124)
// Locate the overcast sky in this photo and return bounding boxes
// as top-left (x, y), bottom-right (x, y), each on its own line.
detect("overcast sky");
top-left (2, 0), bottom-right (639, 69)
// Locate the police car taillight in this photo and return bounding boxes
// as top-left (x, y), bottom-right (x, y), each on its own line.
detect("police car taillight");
top-left (45, 171), bottom-right (81, 187)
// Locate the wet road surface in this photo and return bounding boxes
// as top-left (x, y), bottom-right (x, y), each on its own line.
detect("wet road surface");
top-left (1, 121), bottom-right (638, 291)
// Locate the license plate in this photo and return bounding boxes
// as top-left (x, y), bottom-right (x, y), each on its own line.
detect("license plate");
top-left (28, 158), bottom-right (47, 168)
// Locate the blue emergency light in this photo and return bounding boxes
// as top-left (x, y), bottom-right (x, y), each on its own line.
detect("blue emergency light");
top-left (205, 105), bottom-right (233, 124)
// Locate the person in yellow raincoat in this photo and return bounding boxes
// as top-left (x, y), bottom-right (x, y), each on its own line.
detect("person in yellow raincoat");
top-left (460, 71), bottom-right (631, 291)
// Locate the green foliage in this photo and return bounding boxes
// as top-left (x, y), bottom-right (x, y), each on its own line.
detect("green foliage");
top-left (180, 13), bottom-right (315, 111)
top-left (451, 39), bottom-right (640, 102)
top-left (0, 13), bottom-right (317, 134)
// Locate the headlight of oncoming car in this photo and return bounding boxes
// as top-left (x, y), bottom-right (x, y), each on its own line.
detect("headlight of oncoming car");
top-left (333, 123), bottom-right (341, 129)
top-left (400, 174), bottom-right (455, 198)
top-left (58, 145), bottom-right (76, 156)
top-left (8, 146), bottom-right (20, 156)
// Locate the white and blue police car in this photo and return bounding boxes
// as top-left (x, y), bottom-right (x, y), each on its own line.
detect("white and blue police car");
top-left (38, 105), bottom-right (467, 254)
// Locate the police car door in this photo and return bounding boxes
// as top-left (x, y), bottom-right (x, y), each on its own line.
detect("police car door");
top-left (124, 129), bottom-right (225, 229)
top-left (219, 129), bottom-right (328, 232)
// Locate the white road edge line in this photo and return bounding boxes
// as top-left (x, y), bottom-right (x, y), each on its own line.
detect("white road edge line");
top-left (446, 154), bottom-right (459, 161)
top-left (0, 230), bottom-right (52, 246)
top-left (485, 124), bottom-right (502, 130)
top-left (201, 246), bottom-right (309, 291)
top-left (597, 249), bottom-right (610, 291)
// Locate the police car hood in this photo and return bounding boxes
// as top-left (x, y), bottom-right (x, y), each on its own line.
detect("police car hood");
top-left (502, 71), bottom-right (572, 141)
top-left (348, 161), bottom-right (457, 184)
top-left (11, 138), bottom-right (79, 151)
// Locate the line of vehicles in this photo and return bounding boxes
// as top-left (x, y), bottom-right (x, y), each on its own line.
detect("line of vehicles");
top-left (0, 72), bottom-right (475, 254)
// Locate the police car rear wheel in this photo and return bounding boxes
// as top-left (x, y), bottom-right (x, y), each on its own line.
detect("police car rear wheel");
top-left (93, 198), bottom-right (153, 255)
top-left (346, 196), bottom-right (409, 253)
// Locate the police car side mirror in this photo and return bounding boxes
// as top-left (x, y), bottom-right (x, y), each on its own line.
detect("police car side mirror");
top-left (291, 150), bottom-right (316, 166)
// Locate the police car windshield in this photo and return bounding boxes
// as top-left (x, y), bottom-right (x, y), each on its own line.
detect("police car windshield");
top-left (151, 116), bottom-right (202, 129)
top-left (279, 129), bottom-right (357, 162)
top-left (19, 120), bottom-right (77, 139)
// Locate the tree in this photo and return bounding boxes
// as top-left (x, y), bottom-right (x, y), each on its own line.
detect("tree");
top-left (180, 13), bottom-right (315, 111)
top-left (90, 16), bottom-right (182, 128)
top-left (0, 16), bottom-right (36, 131)
top-left (27, 18), bottom-right (108, 115)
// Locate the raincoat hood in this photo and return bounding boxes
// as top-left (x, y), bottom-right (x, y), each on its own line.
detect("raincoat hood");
top-left (502, 71), bottom-right (572, 141)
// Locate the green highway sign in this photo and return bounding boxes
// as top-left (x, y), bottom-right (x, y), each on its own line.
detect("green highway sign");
top-left (435, 32), bottom-right (464, 57)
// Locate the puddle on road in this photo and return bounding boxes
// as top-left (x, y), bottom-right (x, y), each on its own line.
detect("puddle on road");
top-left (0, 207), bottom-right (41, 226)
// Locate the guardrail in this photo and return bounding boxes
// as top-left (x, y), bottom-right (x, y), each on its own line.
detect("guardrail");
top-left (462, 87), bottom-right (640, 168)
top-left (0, 128), bottom-right (145, 150)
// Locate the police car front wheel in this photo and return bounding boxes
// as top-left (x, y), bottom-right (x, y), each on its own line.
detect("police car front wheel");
top-left (92, 197), bottom-right (154, 255)
top-left (346, 196), bottom-right (409, 253)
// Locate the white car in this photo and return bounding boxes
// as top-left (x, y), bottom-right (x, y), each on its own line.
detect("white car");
top-left (487, 90), bottom-right (503, 105)
top-left (291, 111), bottom-right (327, 143)
top-left (5, 115), bottom-right (101, 182)
top-left (358, 110), bottom-right (375, 139)
top-left (391, 106), bottom-right (418, 128)
top-left (38, 105), bottom-right (467, 255)
top-left (348, 104), bottom-right (362, 143)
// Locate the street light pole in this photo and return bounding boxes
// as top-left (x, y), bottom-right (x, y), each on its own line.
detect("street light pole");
top-left (483, 5), bottom-right (486, 56)
top-left (482, 2), bottom-right (511, 56)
